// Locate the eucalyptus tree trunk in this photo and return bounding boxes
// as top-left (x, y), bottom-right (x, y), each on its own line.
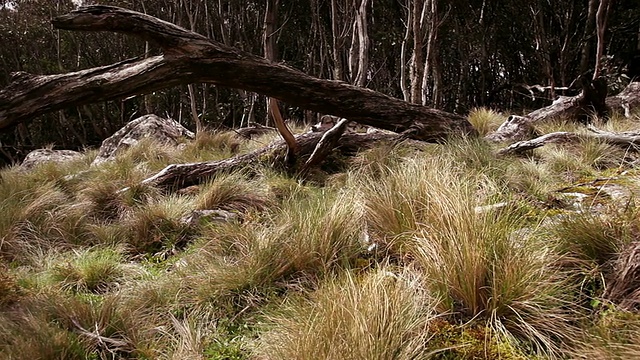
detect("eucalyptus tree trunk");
top-left (593, 0), bottom-right (612, 79)
top-left (531, 2), bottom-right (556, 99)
top-left (409, 0), bottom-right (424, 104)
top-left (349, 0), bottom-right (369, 87)
top-left (421, 0), bottom-right (439, 106)
top-left (181, 0), bottom-right (203, 133)
top-left (580, 0), bottom-right (598, 74)
top-left (399, 0), bottom-right (412, 102)
top-left (330, 0), bottom-right (344, 81)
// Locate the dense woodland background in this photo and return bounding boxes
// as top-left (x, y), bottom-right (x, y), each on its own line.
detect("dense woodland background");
top-left (0, 0), bottom-right (639, 164)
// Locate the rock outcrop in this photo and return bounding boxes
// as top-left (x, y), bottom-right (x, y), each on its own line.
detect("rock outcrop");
top-left (91, 114), bottom-right (194, 166)
top-left (20, 149), bottom-right (83, 169)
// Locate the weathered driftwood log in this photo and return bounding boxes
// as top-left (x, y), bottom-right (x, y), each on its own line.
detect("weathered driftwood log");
top-left (498, 126), bottom-right (640, 155)
top-left (138, 131), bottom-right (397, 190)
top-left (488, 79), bottom-right (640, 143)
top-left (0, 5), bottom-right (476, 142)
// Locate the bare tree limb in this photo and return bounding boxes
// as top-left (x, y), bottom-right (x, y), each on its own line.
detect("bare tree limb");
top-left (487, 78), bottom-right (638, 143)
top-left (137, 131), bottom-right (397, 190)
top-left (498, 126), bottom-right (640, 155)
top-left (299, 118), bottom-right (350, 175)
top-left (0, 5), bottom-right (475, 142)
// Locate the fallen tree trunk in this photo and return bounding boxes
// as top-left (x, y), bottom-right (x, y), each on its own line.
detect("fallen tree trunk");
top-left (488, 78), bottom-right (640, 143)
top-left (498, 126), bottom-right (640, 155)
top-left (0, 5), bottom-right (476, 142)
top-left (138, 131), bottom-right (398, 190)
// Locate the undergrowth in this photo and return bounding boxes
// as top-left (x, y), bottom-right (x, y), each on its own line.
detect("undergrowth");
top-left (2, 115), bottom-right (640, 359)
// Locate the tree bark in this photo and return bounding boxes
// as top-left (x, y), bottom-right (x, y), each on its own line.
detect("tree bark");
top-left (410, 0), bottom-right (424, 104)
top-left (399, 0), bottom-right (412, 102)
top-left (487, 77), bottom-right (634, 143)
top-left (593, 0), bottom-right (612, 79)
top-left (498, 126), bottom-right (640, 156)
top-left (0, 5), bottom-right (475, 142)
top-left (137, 131), bottom-right (398, 190)
top-left (421, 0), bottom-right (438, 106)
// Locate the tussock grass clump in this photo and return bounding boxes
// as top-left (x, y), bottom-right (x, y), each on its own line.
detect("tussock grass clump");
top-left (0, 177), bottom-right (86, 262)
top-left (76, 180), bottom-right (131, 221)
top-left (357, 155), bottom-right (576, 355)
top-left (504, 158), bottom-right (556, 200)
top-left (552, 208), bottom-right (633, 266)
top-left (409, 194), bottom-right (574, 354)
top-left (178, 130), bottom-right (252, 163)
top-left (194, 130), bottom-right (243, 154)
top-left (112, 137), bottom-right (183, 172)
top-left (123, 195), bottom-right (195, 255)
top-left (186, 192), bottom-right (365, 307)
top-left (606, 241), bottom-right (640, 309)
top-left (0, 263), bottom-right (20, 307)
top-left (574, 309), bottom-right (640, 359)
top-left (577, 138), bottom-right (627, 170)
top-left (411, 208), bottom-right (574, 355)
top-left (438, 137), bottom-right (508, 179)
top-left (262, 170), bottom-right (313, 202)
top-left (467, 107), bottom-right (507, 136)
top-left (48, 247), bottom-right (138, 293)
top-left (538, 145), bottom-right (595, 182)
top-left (162, 312), bottom-right (214, 360)
top-left (255, 269), bottom-right (435, 360)
top-left (357, 154), bottom-right (504, 244)
top-left (0, 311), bottom-right (88, 360)
top-left (195, 172), bottom-right (270, 213)
top-left (348, 141), bottom-right (412, 177)
top-left (7, 292), bottom-right (166, 359)
top-left (533, 118), bottom-right (585, 135)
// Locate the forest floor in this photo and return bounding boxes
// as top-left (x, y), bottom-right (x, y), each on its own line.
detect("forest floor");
top-left (2, 108), bottom-right (640, 359)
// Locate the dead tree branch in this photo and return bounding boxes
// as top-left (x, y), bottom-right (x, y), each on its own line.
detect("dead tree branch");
top-left (0, 5), bottom-right (476, 142)
top-left (138, 131), bottom-right (397, 190)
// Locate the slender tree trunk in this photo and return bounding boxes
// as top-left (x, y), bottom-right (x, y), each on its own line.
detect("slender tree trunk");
top-left (400, 0), bottom-right (412, 102)
top-left (580, 0), bottom-right (598, 74)
top-left (181, 0), bottom-right (203, 132)
top-left (410, 0), bottom-right (424, 104)
top-left (139, 0), bottom-right (154, 114)
top-left (263, 0), bottom-right (278, 126)
top-left (532, 3), bottom-right (556, 99)
top-left (353, 0), bottom-right (369, 87)
top-left (263, 0), bottom-right (297, 163)
top-left (421, 0), bottom-right (438, 106)
top-left (432, 52), bottom-right (442, 107)
top-left (330, 0), bottom-right (343, 81)
top-left (593, 0), bottom-right (612, 79)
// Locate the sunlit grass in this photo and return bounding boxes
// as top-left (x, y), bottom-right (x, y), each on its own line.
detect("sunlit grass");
top-left (255, 268), bottom-right (436, 360)
top-left (48, 247), bottom-right (141, 293)
top-left (194, 172), bottom-right (270, 212)
top-left (183, 191), bottom-right (365, 310)
top-left (3, 111), bottom-right (640, 358)
top-left (354, 154), bottom-right (577, 355)
top-left (468, 107), bottom-right (508, 136)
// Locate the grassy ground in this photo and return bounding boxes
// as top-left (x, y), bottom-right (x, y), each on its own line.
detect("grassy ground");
top-left (2, 110), bottom-right (640, 359)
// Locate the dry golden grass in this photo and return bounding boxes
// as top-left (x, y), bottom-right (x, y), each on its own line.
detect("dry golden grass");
top-left (255, 268), bottom-right (436, 360)
top-left (3, 116), bottom-right (640, 359)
